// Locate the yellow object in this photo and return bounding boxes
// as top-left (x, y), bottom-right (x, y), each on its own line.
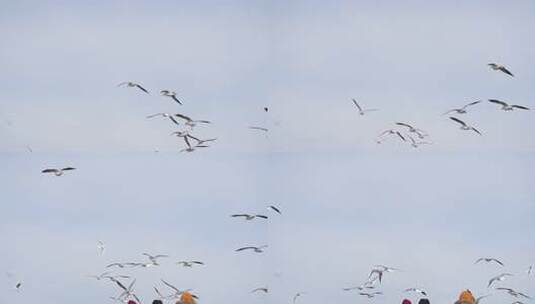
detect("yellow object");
top-left (178, 291), bottom-right (197, 304)
top-left (456, 290), bottom-right (475, 304)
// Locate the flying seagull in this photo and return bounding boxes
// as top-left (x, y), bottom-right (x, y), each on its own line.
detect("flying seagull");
top-left (449, 117), bottom-right (482, 135)
top-left (117, 82), bottom-right (149, 94)
top-left (475, 257), bottom-right (504, 266)
top-left (235, 245), bottom-right (268, 253)
top-left (496, 288), bottom-right (532, 299)
top-left (248, 126), bottom-right (269, 132)
top-left (405, 288), bottom-right (428, 296)
top-left (174, 113), bottom-right (210, 128)
top-left (231, 214), bottom-right (268, 221)
top-left (396, 122), bottom-right (428, 139)
top-left (251, 287), bottom-right (268, 293)
top-left (41, 167), bottom-right (76, 176)
top-left (142, 253), bottom-right (169, 266)
top-left (377, 129), bottom-right (406, 144)
top-left (488, 99), bottom-right (530, 111)
top-left (443, 100), bottom-right (482, 115)
top-left (488, 63), bottom-right (514, 77)
top-left (488, 273), bottom-right (513, 287)
top-left (147, 113), bottom-right (180, 125)
top-left (97, 241), bottom-right (105, 256)
top-left (527, 265), bottom-right (533, 275)
top-left (268, 205), bottom-right (282, 214)
top-left (352, 98), bottom-right (378, 115)
top-left (160, 90), bottom-right (182, 105)
top-left (176, 261), bottom-right (204, 267)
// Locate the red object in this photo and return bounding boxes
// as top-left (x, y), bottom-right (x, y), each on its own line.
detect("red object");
top-left (403, 299), bottom-right (412, 304)
top-left (127, 301), bottom-right (137, 304)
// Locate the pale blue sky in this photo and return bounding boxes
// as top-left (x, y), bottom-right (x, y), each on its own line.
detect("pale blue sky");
top-left (1, 1), bottom-right (534, 304)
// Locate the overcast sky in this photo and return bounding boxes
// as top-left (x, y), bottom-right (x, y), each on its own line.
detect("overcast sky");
top-left (1, 1), bottom-right (534, 304)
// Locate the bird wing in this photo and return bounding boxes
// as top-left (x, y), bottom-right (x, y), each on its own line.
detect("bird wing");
top-left (41, 169), bottom-right (58, 173)
top-left (174, 113), bottom-right (193, 121)
top-left (183, 136), bottom-right (192, 148)
top-left (171, 95), bottom-right (183, 105)
top-left (396, 122), bottom-right (413, 129)
top-left (471, 127), bottom-right (482, 135)
top-left (492, 258), bottom-right (504, 266)
top-left (135, 84), bottom-right (149, 93)
top-left (499, 67), bottom-right (514, 77)
top-left (249, 126), bottom-right (269, 131)
top-left (61, 167), bottom-right (76, 171)
top-left (168, 116), bottom-right (180, 125)
top-left (352, 99), bottom-right (363, 111)
top-left (396, 132), bottom-right (406, 141)
top-left (231, 214), bottom-right (249, 217)
top-left (236, 247), bottom-right (255, 251)
top-left (489, 99), bottom-right (508, 106)
top-left (512, 105), bottom-right (530, 110)
top-left (269, 205), bottom-right (282, 214)
top-left (255, 215), bottom-right (268, 219)
top-left (449, 116), bottom-right (467, 126)
top-left (161, 279), bottom-right (180, 292)
top-left (191, 261), bottom-right (204, 265)
top-left (464, 100), bottom-right (482, 108)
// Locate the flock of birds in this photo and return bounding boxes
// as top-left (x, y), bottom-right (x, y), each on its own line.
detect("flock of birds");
top-left (6, 62), bottom-right (532, 304)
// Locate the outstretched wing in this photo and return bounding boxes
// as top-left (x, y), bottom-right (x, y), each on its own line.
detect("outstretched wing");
top-left (489, 99), bottom-right (508, 107)
top-left (449, 116), bottom-right (467, 126)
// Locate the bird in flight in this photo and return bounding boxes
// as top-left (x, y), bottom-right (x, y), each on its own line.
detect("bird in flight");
top-left (449, 117), bottom-right (482, 135)
top-left (475, 257), bottom-right (504, 266)
top-left (488, 63), bottom-right (514, 77)
top-left (235, 245), bottom-right (268, 253)
top-left (443, 100), bottom-right (482, 115)
top-left (405, 288), bottom-right (428, 296)
top-left (488, 273), bottom-right (513, 287)
top-left (97, 241), bottom-right (105, 256)
top-left (251, 287), bottom-right (268, 293)
top-left (142, 253), bottom-right (169, 266)
top-left (147, 113), bottom-right (180, 125)
top-left (352, 98), bottom-right (378, 115)
top-left (268, 205), bottom-right (282, 215)
top-left (527, 265), bottom-right (533, 275)
top-left (160, 90), bottom-right (183, 105)
top-left (231, 214), bottom-right (268, 221)
top-left (395, 122), bottom-right (428, 139)
top-left (117, 82), bottom-right (149, 94)
top-left (41, 167), bottom-right (76, 176)
top-left (377, 129), bottom-right (406, 144)
top-left (176, 261), bottom-right (204, 267)
top-left (496, 288), bottom-right (532, 299)
top-left (488, 99), bottom-right (530, 111)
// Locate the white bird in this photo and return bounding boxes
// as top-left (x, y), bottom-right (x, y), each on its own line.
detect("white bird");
top-left (405, 288), bottom-right (428, 296)
top-left (147, 113), bottom-right (180, 125)
top-left (488, 63), bottom-right (514, 77)
top-left (475, 257), bottom-right (504, 266)
top-left (527, 265), bottom-right (533, 275)
top-left (160, 90), bottom-right (183, 105)
top-left (443, 100), bottom-right (482, 115)
top-left (488, 99), bottom-right (530, 111)
top-left (41, 167), bottom-right (76, 176)
top-left (396, 122), bottom-right (428, 139)
top-left (97, 241), bottom-right (105, 256)
top-left (117, 82), bottom-right (149, 94)
top-left (496, 288), bottom-right (532, 299)
top-left (449, 117), bottom-right (482, 135)
top-left (176, 261), bottom-right (204, 267)
top-left (143, 253), bottom-right (169, 265)
top-left (352, 99), bottom-right (378, 115)
top-left (251, 287), bottom-right (268, 293)
top-left (235, 245), bottom-right (268, 253)
top-left (231, 214), bottom-right (268, 221)
top-left (488, 273), bottom-right (513, 287)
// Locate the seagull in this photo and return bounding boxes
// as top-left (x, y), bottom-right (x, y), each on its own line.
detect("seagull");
top-left (117, 82), bottom-right (149, 94)
top-left (359, 291), bottom-right (383, 298)
top-left (449, 117), bottom-right (482, 135)
top-left (142, 253), bottom-right (169, 265)
top-left (235, 245), bottom-right (268, 253)
top-left (407, 134), bottom-right (432, 148)
top-left (248, 126), bottom-right (269, 132)
top-left (443, 101), bottom-right (482, 115)
top-left (496, 288), bottom-right (532, 299)
top-left (251, 287), bottom-right (268, 293)
top-left (176, 261), bottom-right (204, 267)
top-left (293, 292), bottom-right (305, 303)
top-left (488, 63), bottom-right (514, 77)
top-left (527, 265), bottom-right (533, 275)
top-left (147, 113), bottom-right (180, 125)
top-left (268, 205), bottom-right (282, 214)
top-left (405, 288), bottom-right (427, 296)
top-left (488, 99), bottom-right (530, 111)
top-left (488, 273), bottom-right (513, 287)
top-left (475, 257), bottom-right (504, 266)
top-left (368, 265), bottom-right (399, 283)
top-left (160, 90), bottom-right (182, 105)
top-left (106, 263), bottom-right (127, 269)
top-left (41, 167), bottom-right (76, 176)
top-left (396, 122), bottom-right (428, 139)
top-left (114, 279), bottom-right (142, 304)
top-left (377, 129), bottom-right (406, 144)
top-left (352, 98), bottom-right (378, 115)
top-left (97, 241), bottom-right (105, 256)
top-left (231, 214), bottom-right (268, 221)
top-left (174, 113), bottom-right (211, 128)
